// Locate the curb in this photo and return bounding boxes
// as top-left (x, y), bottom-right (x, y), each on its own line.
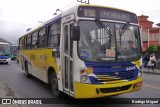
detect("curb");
top-left (143, 71), bottom-right (160, 75)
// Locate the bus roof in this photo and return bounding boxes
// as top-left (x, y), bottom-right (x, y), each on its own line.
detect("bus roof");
top-left (20, 4), bottom-right (137, 38)
top-left (79, 4), bottom-right (135, 14)
top-left (20, 14), bottom-right (62, 38)
top-left (10, 44), bottom-right (18, 46)
top-left (0, 42), bottom-right (10, 45)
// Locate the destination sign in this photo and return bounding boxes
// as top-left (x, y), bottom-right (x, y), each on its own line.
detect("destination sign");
top-left (100, 9), bottom-right (130, 21)
top-left (84, 9), bottom-right (96, 17)
top-left (78, 6), bottom-right (138, 23)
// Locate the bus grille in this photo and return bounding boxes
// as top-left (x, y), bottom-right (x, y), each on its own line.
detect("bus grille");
top-left (94, 70), bottom-right (135, 83)
top-left (99, 84), bottom-right (132, 93)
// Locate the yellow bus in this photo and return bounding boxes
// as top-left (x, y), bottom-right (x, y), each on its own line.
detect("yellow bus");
top-left (18, 4), bottom-right (143, 99)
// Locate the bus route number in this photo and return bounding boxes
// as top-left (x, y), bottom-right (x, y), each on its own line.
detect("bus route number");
top-left (84, 9), bottom-right (96, 17)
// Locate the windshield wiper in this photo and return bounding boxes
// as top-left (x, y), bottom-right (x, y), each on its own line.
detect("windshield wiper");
top-left (119, 22), bottom-right (130, 45)
top-left (95, 18), bottom-right (112, 37)
top-left (95, 18), bottom-right (113, 48)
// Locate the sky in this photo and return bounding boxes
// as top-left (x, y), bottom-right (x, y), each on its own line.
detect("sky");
top-left (0, 0), bottom-right (160, 44)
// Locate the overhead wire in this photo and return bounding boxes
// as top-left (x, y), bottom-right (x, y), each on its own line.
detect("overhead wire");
top-left (141, 10), bottom-right (160, 21)
top-left (143, 10), bottom-right (160, 15)
top-left (55, 0), bottom-right (160, 22)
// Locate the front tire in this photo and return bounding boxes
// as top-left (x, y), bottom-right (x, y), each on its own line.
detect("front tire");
top-left (51, 72), bottom-right (62, 98)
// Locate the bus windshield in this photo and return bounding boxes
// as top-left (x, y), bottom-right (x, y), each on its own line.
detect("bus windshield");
top-left (78, 20), bottom-right (141, 62)
top-left (0, 45), bottom-right (11, 56)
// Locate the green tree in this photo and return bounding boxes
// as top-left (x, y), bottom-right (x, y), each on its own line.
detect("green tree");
top-left (147, 45), bottom-right (159, 53)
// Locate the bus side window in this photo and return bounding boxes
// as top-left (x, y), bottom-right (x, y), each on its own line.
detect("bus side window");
top-left (24, 37), bottom-right (26, 49)
top-left (48, 21), bottom-right (61, 48)
top-left (38, 28), bottom-right (46, 48)
top-left (19, 38), bottom-right (23, 50)
top-left (32, 31), bottom-right (38, 49)
top-left (20, 38), bottom-right (23, 50)
top-left (26, 35), bottom-right (31, 49)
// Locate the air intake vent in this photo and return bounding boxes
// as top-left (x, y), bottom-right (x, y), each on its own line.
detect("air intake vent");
top-left (100, 84), bottom-right (132, 93)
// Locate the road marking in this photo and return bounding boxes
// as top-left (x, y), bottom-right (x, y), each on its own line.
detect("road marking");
top-left (144, 84), bottom-right (160, 90)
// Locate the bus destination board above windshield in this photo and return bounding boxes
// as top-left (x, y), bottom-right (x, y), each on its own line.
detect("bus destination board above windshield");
top-left (84, 9), bottom-right (96, 17)
top-left (78, 7), bottom-right (96, 17)
top-left (78, 6), bottom-right (138, 23)
top-left (100, 9), bottom-right (130, 21)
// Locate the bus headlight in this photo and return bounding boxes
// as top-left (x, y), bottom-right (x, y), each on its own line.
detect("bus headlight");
top-left (81, 75), bottom-right (88, 83)
top-left (80, 69), bottom-right (90, 83)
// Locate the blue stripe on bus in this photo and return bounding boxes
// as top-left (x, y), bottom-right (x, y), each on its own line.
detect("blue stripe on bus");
top-left (0, 55), bottom-right (11, 59)
top-left (84, 62), bottom-right (138, 84)
top-left (22, 55), bottom-right (32, 65)
top-left (89, 76), bottom-right (103, 84)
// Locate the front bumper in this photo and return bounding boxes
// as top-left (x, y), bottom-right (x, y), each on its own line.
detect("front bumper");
top-left (75, 77), bottom-right (142, 99)
top-left (0, 58), bottom-right (11, 63)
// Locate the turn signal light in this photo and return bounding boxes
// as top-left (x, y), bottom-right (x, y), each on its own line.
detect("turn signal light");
top-left (86, 67), bottom-right (93, 74)
top-left (135, 81), bottom-right (143, 87)
top-left (80, 69), bottom-right (85, 74)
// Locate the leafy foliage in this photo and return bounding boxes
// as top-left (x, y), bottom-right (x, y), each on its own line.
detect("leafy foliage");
top-left (147, 45), bottom-right (160, 53)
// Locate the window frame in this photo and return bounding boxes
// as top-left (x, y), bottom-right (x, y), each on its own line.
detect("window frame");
top-left (26, 34), bottom-right (32, 49)
top-left (31, 31), bottom-right (38, 49)
top-left (48, 21), bottom-right (61, 48)
top-left (38, 27), bottom-right (47, 48)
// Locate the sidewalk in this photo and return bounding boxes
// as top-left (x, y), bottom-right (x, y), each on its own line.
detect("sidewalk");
top-left (142, 67), bottom-right (160, 75)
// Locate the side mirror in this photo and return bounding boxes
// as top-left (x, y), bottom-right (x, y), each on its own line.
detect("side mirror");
top-left (134, 29), bottom-right (139, 39)
top-left (57, 34), bottom-right (60, 46)
top-left (72, 26), bottom-right (80, 41)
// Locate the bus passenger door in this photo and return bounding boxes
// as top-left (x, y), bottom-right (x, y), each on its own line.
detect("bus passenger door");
top-left (63, 22), bottom-right (74, 95)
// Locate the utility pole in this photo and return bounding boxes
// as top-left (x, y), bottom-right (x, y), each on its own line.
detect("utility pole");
top-left (148, 29), bottom-right (150, 47)
top-left (159, 26), bottom-right (160, 45)
top-left (140, 27), bottom-right (143, 49)
top-left (156, 23), bottom-right (160, 45)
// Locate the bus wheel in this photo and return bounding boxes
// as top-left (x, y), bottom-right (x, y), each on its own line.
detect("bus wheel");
top-left (25, 63), bottom-right (30, 78)
top-left (51, 72), bottom-right (62, 98)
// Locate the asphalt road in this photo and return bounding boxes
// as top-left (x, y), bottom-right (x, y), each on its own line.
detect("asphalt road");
top-left (0, 61), bottom-right (160, 107)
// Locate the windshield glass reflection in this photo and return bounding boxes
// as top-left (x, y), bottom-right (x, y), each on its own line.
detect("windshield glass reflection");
top-left (78, 20), bottom-right (141, 62)
top-left (0, 45), bottom-right (11, 56)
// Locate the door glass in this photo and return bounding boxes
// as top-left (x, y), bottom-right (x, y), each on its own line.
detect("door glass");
top-left (65, 56), bottom-right (68, 89)
top-left (70, 61), bottom-right (73, 92)
top-left (64, 26), bottom-right (68, 54)
top-left (70, 23), bottom-right (74, 57)
top-left (70, 23), bottom-right (74, 92)
top-left (64, 25), bottom-right (69, 89)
